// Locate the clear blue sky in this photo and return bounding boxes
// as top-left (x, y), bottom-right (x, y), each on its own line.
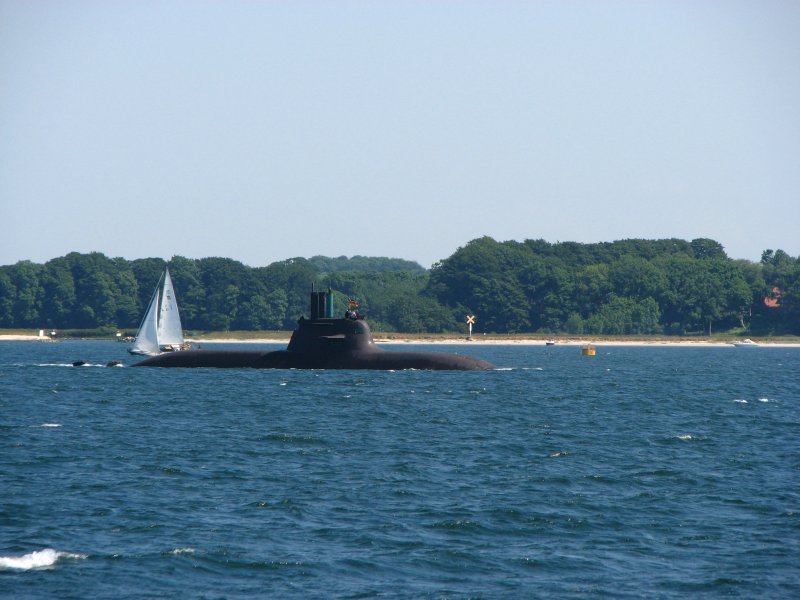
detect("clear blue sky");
top-left (1, 0), bottom-right (798, 268)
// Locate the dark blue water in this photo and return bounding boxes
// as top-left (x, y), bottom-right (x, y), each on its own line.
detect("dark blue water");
top-left (1, 341), bottom-right (798, 598)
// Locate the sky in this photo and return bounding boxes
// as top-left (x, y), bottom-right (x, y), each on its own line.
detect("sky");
top-left (1, 0), bottom-right (798, 269)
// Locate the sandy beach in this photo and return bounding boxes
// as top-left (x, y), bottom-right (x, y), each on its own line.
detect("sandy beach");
top-left (1, 333), bottom-right (798, 348)
top-left (0, 335), bottom-right (57, 342)
top-left (183, 336), bottom-right (800, 348)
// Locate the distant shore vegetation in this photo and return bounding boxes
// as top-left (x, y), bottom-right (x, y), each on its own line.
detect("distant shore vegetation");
top-left (0, 238), bottom-right (798, 336)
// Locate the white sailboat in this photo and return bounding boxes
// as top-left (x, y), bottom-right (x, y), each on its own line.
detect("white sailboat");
top-left (129, 268), bottom-right (189, 356)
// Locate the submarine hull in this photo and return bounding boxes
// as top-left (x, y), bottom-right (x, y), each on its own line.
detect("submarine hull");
top-left (131, 348), bottom-right (494, 370)
top-left (132, 290), bottom-right (495, 370)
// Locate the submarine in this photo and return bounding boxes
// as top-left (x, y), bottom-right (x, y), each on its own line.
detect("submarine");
top-left (132, 289), bottom-right (494, 371)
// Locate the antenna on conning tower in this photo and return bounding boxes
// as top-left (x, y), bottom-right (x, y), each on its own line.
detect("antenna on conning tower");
top-left (309, 284), bottom-right (334, 320)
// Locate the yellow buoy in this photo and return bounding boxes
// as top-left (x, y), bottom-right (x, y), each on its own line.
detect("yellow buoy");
top-left (581, 344), bottom-right (596, 356)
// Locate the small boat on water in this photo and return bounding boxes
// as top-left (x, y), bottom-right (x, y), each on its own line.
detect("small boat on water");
top-left (129, 267), bottom-right (190, 356)
top-left (733, 338), bottom-right (759, 347)
top-left (581, 344), bottom-right (596, 356)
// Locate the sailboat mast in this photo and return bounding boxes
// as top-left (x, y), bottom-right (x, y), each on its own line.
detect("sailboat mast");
top-left (130, 270), bottom-right (164, 356)
top-left (158, 267), bottom-right (185, 346)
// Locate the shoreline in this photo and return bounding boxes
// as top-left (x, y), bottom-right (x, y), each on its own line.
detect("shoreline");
top-left (3, 333), bottom-right (798, 348)
top-left (184, 338), bottom-right (800, 348)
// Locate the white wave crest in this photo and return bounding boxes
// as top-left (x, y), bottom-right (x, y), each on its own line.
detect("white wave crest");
top-left (677, 434), bottom-right (694, 441)
top-left (169, 547), bottom-right (195, 555)
top-left (758, 397), bottom-right (769, 403)
top-left (0, 548), bottom-right (87, 570)
top-left (733, 399), bottom-right (748, 404)
top-left (40, 362), bottom-right (111, 367)
top-left (39, 423), bottom-right (62, 427)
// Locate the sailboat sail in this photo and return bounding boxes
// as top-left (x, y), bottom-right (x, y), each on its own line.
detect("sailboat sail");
top-left (130, 274), bottom-right (163, 356)
top-left (157, 268), bottom-right (184, 347)
top-left (129, 267), bottom-right (187, 356)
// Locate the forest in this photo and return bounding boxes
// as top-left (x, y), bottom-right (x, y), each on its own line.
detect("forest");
top-left (0, 237), bottom-right (798, 336)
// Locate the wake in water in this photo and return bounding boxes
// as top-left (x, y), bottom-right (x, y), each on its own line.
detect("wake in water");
top-left (0, 548), bottom-right (87, 570)
top-left (36, 361), bottom-right (123, 367)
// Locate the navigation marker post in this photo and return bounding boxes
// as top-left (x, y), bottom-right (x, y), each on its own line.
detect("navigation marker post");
top-left (466, 315), bottom-right (476, 340)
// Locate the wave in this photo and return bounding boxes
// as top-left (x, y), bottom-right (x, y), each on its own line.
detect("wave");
top-left (37, 362), bottom-right (110, 367)
top-left (675, 433), bottom-right (707, 442)
top-left (36, 361), bottom-right (124, 367)
top-left (263, 432), bottom-right (328, 446)
top-left (0, 548), bottom-right (87, 570)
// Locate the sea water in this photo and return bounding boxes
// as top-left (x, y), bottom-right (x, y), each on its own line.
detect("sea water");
top-left (1, 341), bottom-right (798, 598)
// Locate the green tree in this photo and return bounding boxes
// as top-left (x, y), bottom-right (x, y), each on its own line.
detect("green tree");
top-left (574, 264), bottom-right (612, 316)
top-left (308, 255), bottom-right (426, 274)
top-left (564, 313), bottom-right (584, 334)
top-left (4, 241), bottom-right (796, 336)
top-left (257, 258), bottom-right (321, 328)
top-left (263, 289), bottom-right (289, 329)
top-left (586, 297), bottom-right (661, 335)
top-left (608, 256), bottom-right (668, 301)
top-left (759, 249), bottom-right (800, 334)
top-left (41, 258), bottom-right (76, 327)
top-left (68, 253), bottom-right (125, 327)
top-left (9, 261), bottom-right (44, 326)
top-left (427, 237), bottom-right (534, 332)
top-left (112, 258), bottom-right (140, 326)
top-left (691, 238), bottom-right (728, 260)
top-left (658, 257), bottom-right (750, 334)
top-left (195, 258), bottom-right (251, 330)
top-left (0, 269), bottom-right (16, 326)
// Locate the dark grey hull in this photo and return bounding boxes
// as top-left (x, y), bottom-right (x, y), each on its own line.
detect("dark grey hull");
top-left (131, 348), bottom-right (494, 370)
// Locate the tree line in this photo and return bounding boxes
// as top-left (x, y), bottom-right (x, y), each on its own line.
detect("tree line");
top-left (0, 238), bottom-right (797, 335)
top-left (427, 237), bottom-right (798, 335)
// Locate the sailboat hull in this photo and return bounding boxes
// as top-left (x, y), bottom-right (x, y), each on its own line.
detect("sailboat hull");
top-left (128, 348), bottom-right (160, 357)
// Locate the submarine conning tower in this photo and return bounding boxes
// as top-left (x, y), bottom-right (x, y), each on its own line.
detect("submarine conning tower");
top-left (287, 287), bottom-right (376, 354)
top-left (309, 288), bottom-right (335, 320)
